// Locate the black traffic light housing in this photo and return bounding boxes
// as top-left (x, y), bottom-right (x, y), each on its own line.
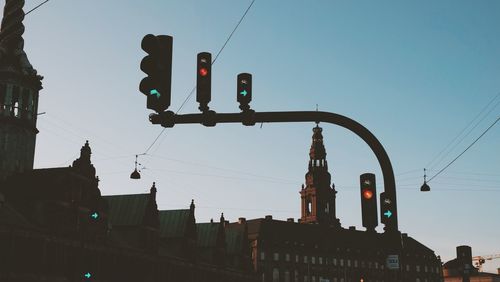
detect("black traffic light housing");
top-left (140, 34), bottom-right (173, 113)
top-left (380, 191), bottom-right (395, 225)
top-left (360, 173), bottom-right (378, 231)
top-left (196, 52), bottom-right (212, 112)
top-left (237, 73), bottom-right (252, 111)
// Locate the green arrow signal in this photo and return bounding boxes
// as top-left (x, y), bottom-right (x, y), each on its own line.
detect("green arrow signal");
top-left (240, 90), bottom-right (247, 97)
top-left (150, 89), bottom-right (160, 98)
top-left (384, 210), bottom-right (392, 218)
top-left (91, 212), bottom-right (98, 219)
top-left (84, 272), bottom-right (92, 279)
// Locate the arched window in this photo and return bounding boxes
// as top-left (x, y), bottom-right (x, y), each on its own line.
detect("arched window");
top-left (306, 201), bottom-right (312, 215)
top-left (273, 268), bottom-right (279, 282)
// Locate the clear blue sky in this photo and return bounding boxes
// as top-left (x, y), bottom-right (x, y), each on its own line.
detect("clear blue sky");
top-left (21, 0), bottom-right (500, 272)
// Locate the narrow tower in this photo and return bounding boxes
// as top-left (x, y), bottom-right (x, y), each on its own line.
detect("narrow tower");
top-left (0, 0), bottom-right (43, 181)
top-left (300, 124), bottom-right (340, 227)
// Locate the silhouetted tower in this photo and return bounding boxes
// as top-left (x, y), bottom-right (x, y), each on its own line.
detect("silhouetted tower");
top-left (0, 0), bottom-right (43, 181)
top-left (300, 124), bottom-right (341, 227)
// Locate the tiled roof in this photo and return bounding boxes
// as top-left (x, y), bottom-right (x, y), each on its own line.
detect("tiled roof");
top-left (159, 209), bottom-right (190, 238)
top-left (197, 222), bottom-right (219, 248)
top-left (226, 227), bottom-right (244, 255)
top-left (103, 193), bottom-right (149, 226)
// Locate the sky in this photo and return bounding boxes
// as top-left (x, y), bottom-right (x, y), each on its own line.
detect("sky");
top-left (18, 0), bottom-right (500, 273)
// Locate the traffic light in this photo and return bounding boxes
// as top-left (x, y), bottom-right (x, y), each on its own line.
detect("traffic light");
top-left (196, 52), bottom-right (212, 112)
top-left (380, 192), bottom-right (395, 225)
top-left (139, 34), bottom-right (173, 113)
top-left (360, 173), bottom-right (378, 231)
top-left (237, 73), bottom-right (252, 111)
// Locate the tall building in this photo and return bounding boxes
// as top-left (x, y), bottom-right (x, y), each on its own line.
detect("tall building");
top-left (231, 124), bottom-right (443, 282)
top-left (300, 124), bottom-right (340, 227)
top-left (0, 2), bottom-right (256, 281)
top-left (0, 0), bottom-right (43, 181)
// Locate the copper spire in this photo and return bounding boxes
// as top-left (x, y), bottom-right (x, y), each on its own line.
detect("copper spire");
top-left (0, 0), bottom-right (39, 77)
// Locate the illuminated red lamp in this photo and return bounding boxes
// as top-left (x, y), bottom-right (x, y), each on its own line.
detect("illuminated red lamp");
top-left (362, 189), bottom-right (373, 200)
top-left (199, 68), bottom-right (208, 77)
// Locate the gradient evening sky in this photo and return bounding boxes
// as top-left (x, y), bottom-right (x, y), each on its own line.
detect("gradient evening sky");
top-left (19, 0), bottom-right (500, 273)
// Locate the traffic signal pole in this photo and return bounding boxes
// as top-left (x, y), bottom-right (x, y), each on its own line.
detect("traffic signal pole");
top-left (150, 110), bottom-right (399, 232)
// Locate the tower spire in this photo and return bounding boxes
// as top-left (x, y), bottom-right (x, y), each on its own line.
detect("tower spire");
top-left (300, 124), bottom-right (340, 227)
top-left (0, 0), bottom-right (42, 181)
top-left (0, 0), bottom-right (39, 78)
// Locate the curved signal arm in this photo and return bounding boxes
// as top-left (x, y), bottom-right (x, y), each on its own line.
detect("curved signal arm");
top-left (150, 110), bottom-right (399, 232)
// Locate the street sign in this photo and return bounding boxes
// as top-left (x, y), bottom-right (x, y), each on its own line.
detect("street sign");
top-left (386, 255), bottom-right (400, 270)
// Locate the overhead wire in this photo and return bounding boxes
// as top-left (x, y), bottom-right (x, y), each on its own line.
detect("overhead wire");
top-left (25, 0), bottom-right (50, 15)
top-left (426, 92), bottom-right (500, 170)
top-left (428, 117), bottom-right (499, 183)
top-left (143, 0), bottom-right (256, 156)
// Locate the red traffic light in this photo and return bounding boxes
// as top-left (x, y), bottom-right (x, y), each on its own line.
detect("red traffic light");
top-left (362, 189), bottom-right (373, 200)
top-left (199, 68), bottom-right (208, 77)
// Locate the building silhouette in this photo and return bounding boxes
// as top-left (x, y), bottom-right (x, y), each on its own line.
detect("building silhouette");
top-left (443, 246), bottom-right (500, 282)
top-left (0, 1), bottom-right (255, 281)
top-left (229, 124), bottom-right (444, 282)
top-left (0, 1), bottom-right (448, 282)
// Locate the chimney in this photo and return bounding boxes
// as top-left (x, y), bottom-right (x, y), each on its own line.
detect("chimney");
top-left (349, 226), bottom-right (356, 231)
top-left (287, 218), bottom-right (294, 222)
top-left (402, 233), bottom-right (408, 238)
top-left (265, 215), bottom-right (273, 220)
top-left (456, 245), bottom-right (473, 267)
top-left (238, 217), bottom-right (246, 224)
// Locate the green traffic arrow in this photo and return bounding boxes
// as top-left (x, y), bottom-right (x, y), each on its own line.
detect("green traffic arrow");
top-left (150, 89), bottom-right (160, 98)
top-left (84, 272), bottom-right (91, 279)
top-left (240, 90), bottom-right (247, 97)
top-left (384, 210), bottom-right (392, 218)
top-left (91, 212), bottom-right (98, 219)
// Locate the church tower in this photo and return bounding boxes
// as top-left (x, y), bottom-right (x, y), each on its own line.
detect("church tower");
top-left (300, 124), bottom-right (340, 227)
top-left (0, 0), bottom-right (43, 181)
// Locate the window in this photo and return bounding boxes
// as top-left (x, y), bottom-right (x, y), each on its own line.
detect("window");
top-left (295, 254), bottom-right (299, 263)
top-left (319, 257), bottom-right (323, 264)
top-left (333, 258), bottom-right (337, 266)
top-left (273, 268), bottom-right (279, 282)
top-left (304, 275), bottom-right (309, 282)
top-left (312, 276), bottom-right (316, 282)
top-left (260, 252), bottom-right (265, 260)
top-left (340, 259), bottom-right (344, 267)
top-left (406, 264), bottom-right (410, 271)
top-left (416, 265), bottom-right (421, 272)
top-left (354, 260), bottom-right (358, 267)
top-left (294, 270), bottom-right (299, 282)
top-left (347, 259), bottom-right (351, 267)
top-left (424, 265), bottom-right (428, 272)
top-left (284, 270), bottom-right (290, 282)
top-left (312, 256), bottom-right (316, 264)
top-left (285, 253), bottom-right (290, 262)
top-left (274, 252), bottom-right (279, 261)
top-left (304, 256), bottom-right (308, 264)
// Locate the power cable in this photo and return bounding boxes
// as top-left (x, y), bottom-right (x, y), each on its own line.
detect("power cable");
top-left (143, 0), bottom-right (256, 156)
top-left (25, 0), bottom-right (50, 15)
top-left (426, 92), bottom-right (500, 170)
top-left (428, 117), bottom-right (499, 183)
